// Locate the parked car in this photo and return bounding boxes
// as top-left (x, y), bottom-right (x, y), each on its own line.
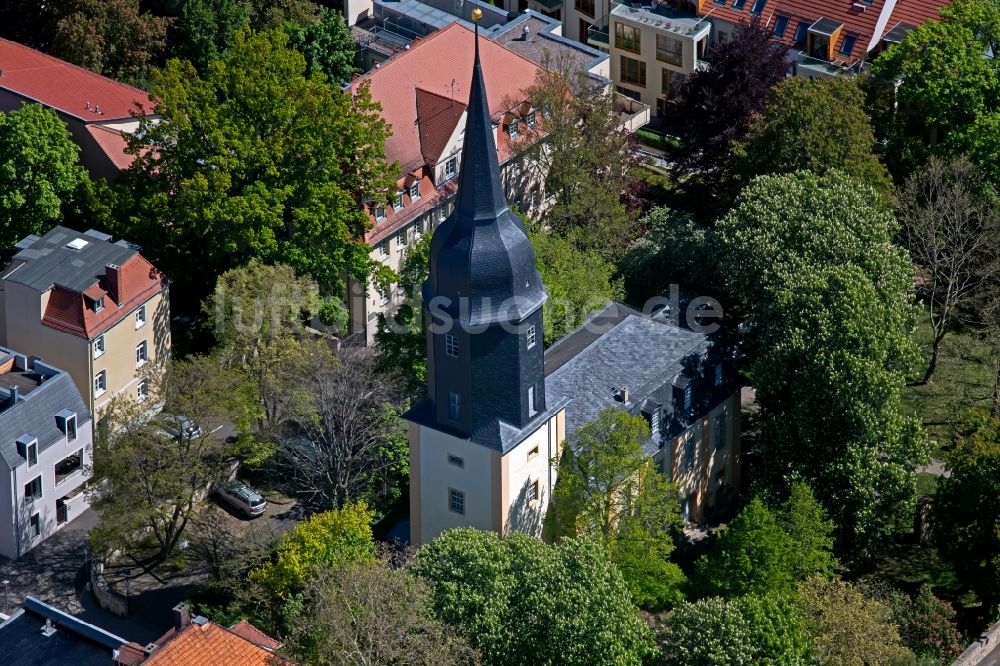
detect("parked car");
top-left (217, 482), bottom-right (267, 517)
top-left (160, 415), bottom-right (202, 441)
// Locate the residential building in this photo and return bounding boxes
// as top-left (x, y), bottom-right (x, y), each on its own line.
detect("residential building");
top-left (0, 596), bottom-right (130, 665)
top-left (606, 1), bottom-right (710, 115)
top-left (347, 23), bottom-right (549, 344)
top-left (0, 227), bottom-right (170, 416)
top-left (406, 19), bottom-right (569, 546)
top-left (0, 38), bottom-right (155, 180)
top-left (117, 604), bottom-right (290, 666)
top-left (0, 349), bottom-right (92, 559)
top-left (545, 302), bottom-right (742, 523)
top-left (492, 10), bottom-right (610, 80)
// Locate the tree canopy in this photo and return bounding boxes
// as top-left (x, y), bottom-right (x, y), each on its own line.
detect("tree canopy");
top-left (411, 529), bottom-right (654, 666)
top-left (717, 171), bottom-right (927, 560)
top-left (0, 104), bottom-right (89, 254)
top-left (734, 76), bottom-right (891, 194)
top-left (117, 27), bottom-right (394, 308)
top-left (554, 408), bottom-right (686, 610)
top-left (934, 417), bottom-right (1000, 618)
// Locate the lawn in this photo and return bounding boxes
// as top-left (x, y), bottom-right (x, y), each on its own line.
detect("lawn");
top-left (900, 310), bottom-right (996, 460)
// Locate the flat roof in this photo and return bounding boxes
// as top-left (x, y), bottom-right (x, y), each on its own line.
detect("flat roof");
top-left (0, 597), bottom-right (127, 666)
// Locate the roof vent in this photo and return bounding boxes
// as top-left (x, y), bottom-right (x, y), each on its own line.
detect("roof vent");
top-left (40, 619), bottom-right (57, 637)
top-left (66, 238), bottom-right (89, 251)
top-left (192, 615), bottom-right (209, 626)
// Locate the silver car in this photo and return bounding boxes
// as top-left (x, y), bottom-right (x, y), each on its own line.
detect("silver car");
top-left (217, 482), bottom-right (267, 517)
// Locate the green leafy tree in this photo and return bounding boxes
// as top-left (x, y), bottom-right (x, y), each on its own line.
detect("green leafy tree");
top-left (778, 483), bottom-right (838, 582)
top-left (287, 6), bottom-right (356, 84)
top-left (118, 27), bottom-right (395, 309)
top-left (249, 502), bottom-right (376, 600)
top-left (694, 498), bottom-right (795, 598)
top-left (883, 584), bottom-right (965, 662)
top-left (375, 231), bottom-right (432, 394)
top-left (620, 207), bottom-right (721, 304)
top-left (288, 561), bottom-right (480, 665)
top-left (717, 170), bottom-right (927, 560)
top-left (794, 577), bottom-right (910, 666)
top-left (869, 20), bottom-right (997, 181)
top-left (50, 0), bottom-right (170, 85)
top-left (734, 76), bottom-right (891, 195)
top-left (520, 53), bottom-right (639, 261)
top-left (941, 0), bottom-right (1000, 63)
top-left (934, 417), bottom-right (1000, 617)
top-left (554, 408), bottom-right (686, 611)
top-left (247, 0), bottom-right (319, 29)
top-left (411, 529), bottom-right (654, 666)
top-left (89, 357), bottom-right (248, 562)
top-left (529, 228), bottom-right (623, 344)
top-left (0, 104), bottom-right (89, 254)
top-left (657, 595), bottom-right (810, 665)
top-left (173, 0), bottom-right (248, 73)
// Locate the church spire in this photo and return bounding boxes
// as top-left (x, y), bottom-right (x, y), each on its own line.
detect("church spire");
top-left (453, 11), bottom-right (509, 223)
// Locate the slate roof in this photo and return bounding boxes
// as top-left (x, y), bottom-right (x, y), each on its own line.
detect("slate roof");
top-left (492, 11), bottom-right (610, 79)
top-left (545, 305), bottom-right (710, 445)
top-left (0, 355), bottom-right (90, 470)
top-left (0, 38), bottom-right (153, 121)
top-left (0, 596), bottom-right (126, 666)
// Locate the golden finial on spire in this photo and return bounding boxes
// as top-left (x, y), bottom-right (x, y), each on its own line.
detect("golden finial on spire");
top-left (471, 7), bottom-right (483, 22)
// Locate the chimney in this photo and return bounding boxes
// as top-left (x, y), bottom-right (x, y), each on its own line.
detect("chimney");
top-left (615, 386), bottom-right (629, 403)
top-left (172, 603), bottom-right (191, 631)
top-left (105, 263), bottom-right (123, 305)
top-left (9, 384), bottom-right (19, 405)
top-left (522, 24), bottom-right (530, 41)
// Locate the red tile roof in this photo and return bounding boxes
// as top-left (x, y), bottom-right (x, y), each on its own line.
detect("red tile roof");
top-left (85, 124), bottom-right (139, 170)
top-left (0, 37), bottom-right (154, 121)
top-left (415, 87), bottom-right (467, 165)
top-left (41, 254), bottom-right (168, 339)
top-left (142, 621), bottom-right (290, 666)
top-left (227, 621), bottom-right (282, 651)
top-left (349, 23), bottom-right (542, 174)
top-left (704, 0), bottom-right (948, 64)
top-left (115, 642), bottom-right (148, 666)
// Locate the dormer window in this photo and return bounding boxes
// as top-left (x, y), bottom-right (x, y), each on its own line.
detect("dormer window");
top-left (17, 435), bottom-right (38, 468)
top-left (409, 182), bottom-right (420, 201)
top-left (526, 109), bottom-right (536, 129)
top-left (375, 205), bottom-right (386, 221)
top-left (56, 410), bottom-right (77, 443)
top-left (66, 414), bottom-right (77, 442)
top-left (509, 118), bottom-right (521, 138)
top-left (93, 296), bottom-right (105, 313)
top-left (394, 192), bottom-right (404, 210)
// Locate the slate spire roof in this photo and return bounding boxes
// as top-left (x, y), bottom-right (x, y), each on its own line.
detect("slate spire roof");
top-left (423, 22), bottom-right (546, 326)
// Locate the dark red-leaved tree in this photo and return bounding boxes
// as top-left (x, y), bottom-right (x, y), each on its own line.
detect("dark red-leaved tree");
top-left (670, 19), bottom-right (789, 210)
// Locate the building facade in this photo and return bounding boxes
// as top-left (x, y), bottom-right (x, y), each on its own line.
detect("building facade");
top-left (0, 349), bottom-right (93, 559)
top-left (406, 21), bottom-right (568, 546)
top-left (0, 227), bottom-right (170, 416)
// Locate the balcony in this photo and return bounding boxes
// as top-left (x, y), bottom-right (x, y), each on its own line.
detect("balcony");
top-left (614, 93), bottom-right (651, 133)
top-left (794, 52), bottom-right (846, 78)
top-left (587, 24), bottom-right (610, 49)
top-left (55, 451), bottom-right (84, 486)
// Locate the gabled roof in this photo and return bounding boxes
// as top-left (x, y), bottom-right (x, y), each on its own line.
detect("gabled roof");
top-left (142, 620), bottom-right (289, 666)
top-left (349, 23), bottom-right (542, 174)
top-left (85, 124), bottom-right (139, 170)
top-left (0, 38), bottom-right (153, 121)
top-left (415, 87), bottom-right (466, 164)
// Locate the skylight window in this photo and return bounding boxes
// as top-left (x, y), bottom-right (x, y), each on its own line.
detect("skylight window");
top-left (840, 34), bottom-right (858, 55)
top-left (732, 0), bottom-right (747, 9)
top-left (750, 0), bottom-right (767, 14)
top-left (66, 238), bottom-right (89, 251)
top-left (773, 15), bottom-right (789, 37)
top-left (793, 21), bottom-right (809, 46)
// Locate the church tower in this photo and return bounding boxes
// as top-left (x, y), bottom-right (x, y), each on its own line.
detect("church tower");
top-left (406, 14), bottom-right (567, 546)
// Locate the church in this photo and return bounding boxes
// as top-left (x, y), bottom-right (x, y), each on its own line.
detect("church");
top-left (405, 12), bottom-right (744, 546)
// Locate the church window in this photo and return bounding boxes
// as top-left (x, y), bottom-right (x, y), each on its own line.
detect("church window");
top-left (683, 384), bottom-right (692, 411)
top-left (528, 385), bottom-right (537, 416)
top-left (449, 488), bottom-right (465, 514)
top-left (449, 392), bottom-right (461, 421)
top-left (446, 334), bottom-right (459, 358)
top-left (526, 325), bottom-right (536, 349)
top-left (714, 363), bottom-right (723, 386)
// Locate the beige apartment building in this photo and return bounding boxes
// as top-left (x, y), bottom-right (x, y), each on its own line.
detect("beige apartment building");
top-left (0, 227), bottom-right (170, 416)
